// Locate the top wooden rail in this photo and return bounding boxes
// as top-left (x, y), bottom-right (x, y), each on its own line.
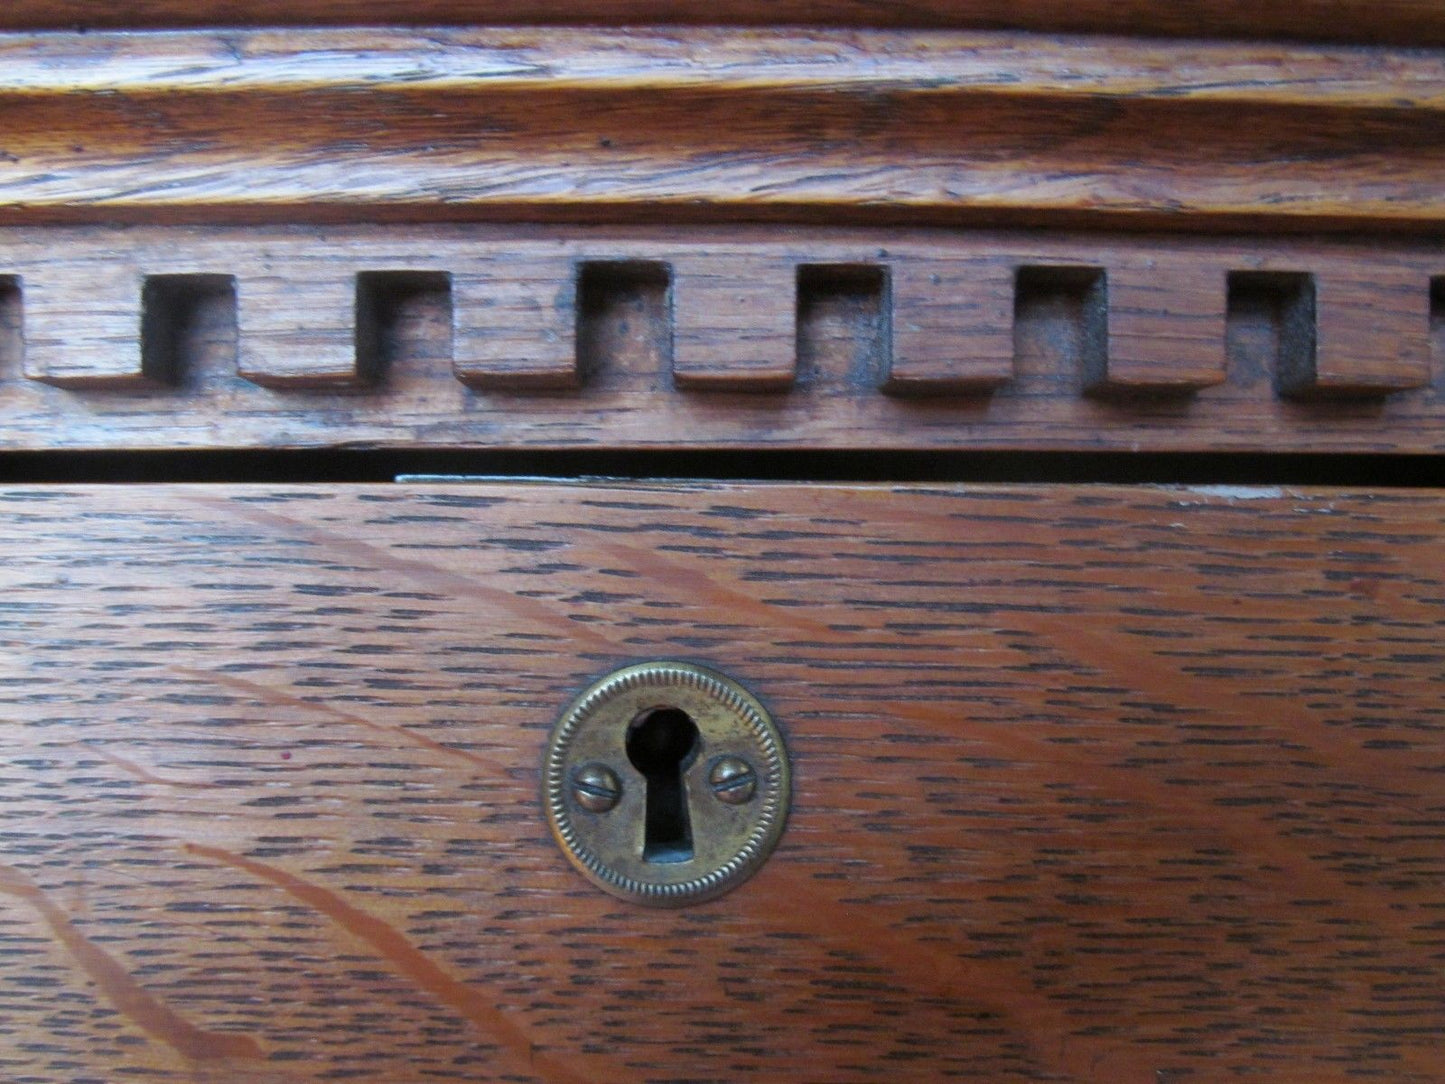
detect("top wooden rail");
top-left (0, 27), bottom-right (1440, 231)
top-left (1, 28), bottom-right (1440, 111)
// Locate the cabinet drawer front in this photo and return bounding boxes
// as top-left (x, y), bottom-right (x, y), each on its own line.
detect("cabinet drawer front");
top-left (2, 482), bottom-right (1442, 1081)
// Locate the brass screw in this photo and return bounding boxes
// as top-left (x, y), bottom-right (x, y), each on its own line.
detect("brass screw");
top-left (708, 756), bottom-right (756, 804)
top-left (572, 764), bottom-right (622, 813)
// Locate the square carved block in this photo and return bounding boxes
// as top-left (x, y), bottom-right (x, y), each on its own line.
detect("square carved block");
top-left (453, 257), bottom-right (580, 391)
top-left (885, 258), bottom-right (1016, 394)
top-left (238, 274), bottom-right (365, 388)
top-left (672, 255), bottom-right (796, 391)
top-left (22, 268), bottom-right (150, 388)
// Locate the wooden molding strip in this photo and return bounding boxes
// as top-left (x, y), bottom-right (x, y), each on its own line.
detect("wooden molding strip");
top-left (0, 29), bottom-right (1440, 229)
top-left (4, 29), bottom-right (1441, 110)
top-left (0, 224), bottom-right (1441, 453)
top-left (3, 1), bottom-right (1445, 48)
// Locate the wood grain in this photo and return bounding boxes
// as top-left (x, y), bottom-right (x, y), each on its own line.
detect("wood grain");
top-left (672, 255), bottom-right (795, 391)
top-left (885, 257), bottom-right (1016, 394)
top-left (1309, 272), bottom-right (1434, 397)
top-left (21, 266), bottom-right (150, 389)
top-left (1099, 262), bottom-right (1227, 394)
top-left (0, 28), bottom-right (1441, 230)
top-left (0, 223), bottom-right (1442, 454)
top-left (0, 480), bottom-right (1442, 1081)
top-left (4, 0), bottom-right (1445, 48)
top-left (454, 258), bottom-right (577, 391)
top-left (238, 273), bottom-right (363, 389)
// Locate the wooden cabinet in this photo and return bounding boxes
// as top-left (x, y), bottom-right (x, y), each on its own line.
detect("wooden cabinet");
top-left (1, 7), bottom-right (1442, 1081)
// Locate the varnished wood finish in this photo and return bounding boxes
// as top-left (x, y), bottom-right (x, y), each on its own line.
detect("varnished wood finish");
top-left (238, 274), bottom-right (364, 389)
top-left (4, 0), bottom-right (1445, 48)
top-left (1099, 263), bottom-right (1227, 394)
top-left (3, 7), bottom-right (1443, 1079)
top-left (885, 258), bottom-right (1016, 394)
top-left (672, 255), bottom-right (796, 392)
top-left (1310, 272), bottom-right (1434, 397)
top-left (454, 259), bottom-right (578, 391)
top-left (22, 267), bottom-right (151, 389)
top-left (0, 28), bottom-right (1441, 230)
top-left (0, 481), bottom-right (1441, 1081)
top-left (1, 224), bottom-right (1442, 453)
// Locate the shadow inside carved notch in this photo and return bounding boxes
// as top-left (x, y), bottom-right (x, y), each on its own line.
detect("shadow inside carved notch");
top-left (141, 274), bottom-right (236, 386)
top-left (357, 271), bottom-right (452, 383)
top-left (797, 264), bottom-right (888, 386)
top-left (577, 261), bottom-right (672, 382)
top-left (0, 276), bottom-right (20, 376)
top-left (1014, 266), bottom-right (1106, 393)
top-left (1227, 271), bottom-right (1315, 397)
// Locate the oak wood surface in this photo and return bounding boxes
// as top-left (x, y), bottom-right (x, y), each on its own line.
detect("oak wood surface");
top-left (0, 481), bottom-right (1441, 1082)
top-left (4, 0), bottom-right (1445, 48)
top-left (0, 28), bottom-right (1440, 231)
top-left (1, 224), bottom-right (1442, 453)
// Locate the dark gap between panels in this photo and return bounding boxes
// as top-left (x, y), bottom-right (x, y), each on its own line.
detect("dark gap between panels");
top-left (0, 449), bottom-right (1441, 487)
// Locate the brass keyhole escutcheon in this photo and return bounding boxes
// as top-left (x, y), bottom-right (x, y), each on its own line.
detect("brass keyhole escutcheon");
top-left (543, 662), bottom-right (790, 906)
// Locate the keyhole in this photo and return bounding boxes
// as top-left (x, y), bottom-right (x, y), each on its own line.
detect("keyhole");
top-left (626, 707), bottom-right (700, 864)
